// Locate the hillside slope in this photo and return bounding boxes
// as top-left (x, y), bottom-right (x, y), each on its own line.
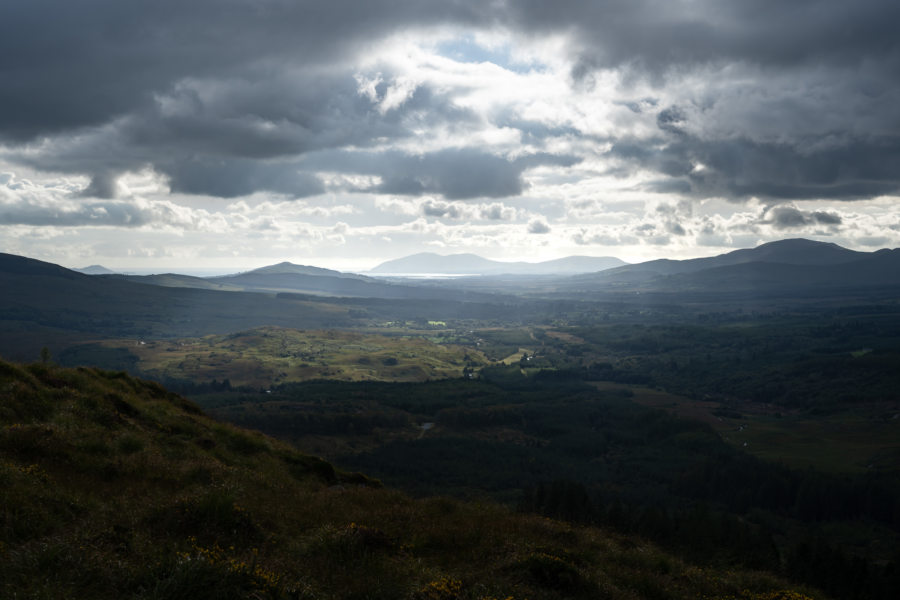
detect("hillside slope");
top-left (0, 252), bottom-right (365, 360)
top-left (0, 360), bottom-right (822, 599)
top-left (598, 239), bottom-right (868, 278)
top-left (96, 260), bottom-right (507, 301)
top-left (563, 239), bottom-right (900, 296)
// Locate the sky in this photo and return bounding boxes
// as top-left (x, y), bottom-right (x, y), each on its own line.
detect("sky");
top-left (1, 0), bottom-right (899, 273)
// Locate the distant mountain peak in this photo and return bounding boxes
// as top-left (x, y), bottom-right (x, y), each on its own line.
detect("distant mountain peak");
top-left (244, 261), bottom-right (344, 277)
top-left (210, 260), bottom-right (373, 285)
top-left (735, 238), bottom-right (865, 265)
top-left (570, 237), bottom-right (900, 293)
top-left (74, 264), bottom-right (116, 275)
top-left (370, 253), bottom-right (625, 275)
top-left (751, 238), bottom-right (844, 252)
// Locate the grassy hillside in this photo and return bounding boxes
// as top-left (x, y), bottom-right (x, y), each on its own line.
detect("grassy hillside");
top-left (194, 372), bottom-right (899, 599)
top-left (0, 252), bottom-right (361, 362)
top-left (0, 359), bottom-right (823, 599)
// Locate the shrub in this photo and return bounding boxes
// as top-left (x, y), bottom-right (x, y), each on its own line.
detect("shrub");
top-left (510, 552), bottom-right (592, 595)
top-left (411, 576), bottom-right (462, 600)
top-left (151, 487), bottom-right (261, 546)
top-left (117, 434), bottom-right (145, 455)
top-left (142, 539), bottom-right (288, 600)
top-left (307, 522), bottom-right (394, 562)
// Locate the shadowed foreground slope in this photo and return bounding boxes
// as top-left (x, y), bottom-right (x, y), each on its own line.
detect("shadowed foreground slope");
top-left (0, 360), bottom-right (823, 599)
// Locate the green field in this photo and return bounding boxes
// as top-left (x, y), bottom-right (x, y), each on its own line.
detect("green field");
top-left (56, 317), bottom-right (900, 477)
top-left (718, 411), bottom-right (900, 473)
top-left (63, 327), bottom-right (488, 388)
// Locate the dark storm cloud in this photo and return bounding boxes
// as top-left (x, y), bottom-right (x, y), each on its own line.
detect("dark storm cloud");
top-left (304, 149), bottom-right (579, 200)
top-left (16, 73), bottom-right (478, 198)
top-left (2, 0), bottom-right (899, 204)
top-left (120, 75), bottom-right (475, 161)
top-left (7, 1), bottom-right (894, 142)
top-left (811, 212), bottom-right (842, 225)
top-left (613, 132), bottom-right (900, 201)
top-left (1, 1), bottom-right (492, 198)
top-left (505, 0), bottom-right (900, 74)
top-left (162, 158), bottom-right (325, 199)
top-left (656, 107), bottom-right (688, 135)
top-left (506, 0), bottom-right (900, 203)
top-left (0, 0), bottom-right (493, 142)
top-left (764, 207), bottom-right (843, 230)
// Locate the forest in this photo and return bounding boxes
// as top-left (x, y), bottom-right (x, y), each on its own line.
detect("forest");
top-left (192, 361), bottom-right (899, 600)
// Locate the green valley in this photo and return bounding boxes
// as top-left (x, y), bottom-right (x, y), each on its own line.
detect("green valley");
top-left (58, 327), bottom-right (488, 388)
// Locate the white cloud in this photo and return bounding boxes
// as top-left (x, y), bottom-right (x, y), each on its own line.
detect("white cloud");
top-left (527, 218), bottom-right (551, 234)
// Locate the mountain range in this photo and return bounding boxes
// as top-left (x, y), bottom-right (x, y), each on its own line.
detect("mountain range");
top-left (116, 261), bottom-right (502, 301)
top-left (599, 238), bottom-right (868, 277)
top-left (369, 252), bottom-right (627, 275)
top-left (0, 252), bottom-right (359, 355)
top-left (563, 238), bottom-right (900, 294)
top-left (0, 252), bottom-right (512, 360)
top-left (74, 264), bottom-right (117, 275)
top-left (73, 239), bottom-right (895, 287)
top-left (6, 239), bottom-right (900, 302)
top-left (3, 239), bottom-right (900, 358)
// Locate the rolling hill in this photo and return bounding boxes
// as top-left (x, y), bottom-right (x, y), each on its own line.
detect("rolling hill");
top-left (117, 272), bottom-right (246, 291)
top-left (118, 260), bottom-right (508, 301)
top-left (0, 253), bottom-right (521, 362)
top-left (236, 261), bottom-right (366, 279)
top-left (600, 238), bottom-right (868, 278)
top-left (0, 358), bottom-right (824, 599)
top-left (564, 239), bottom-right (900, 295)
top-left (0, 253), bottom-right (362, 359)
